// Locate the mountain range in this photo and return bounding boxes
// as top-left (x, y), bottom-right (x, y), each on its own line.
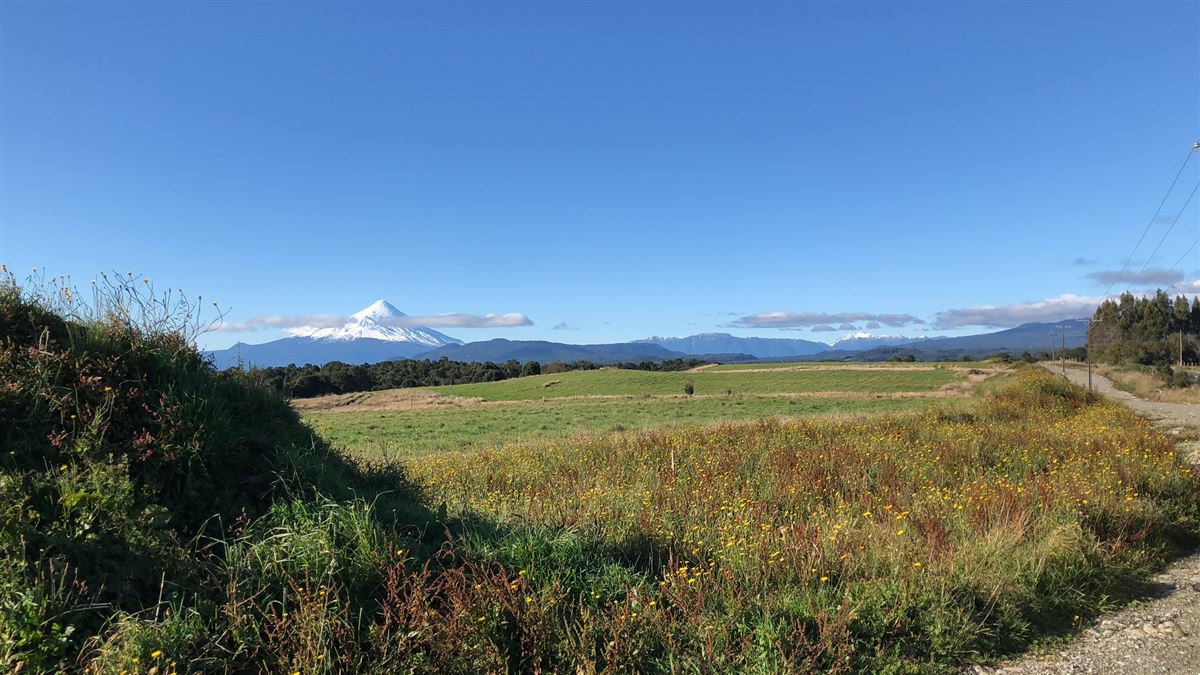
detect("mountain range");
top-left (205, 301), bottom-right (1091, 369)
top-left (634, 333), bottom-right (828, 358)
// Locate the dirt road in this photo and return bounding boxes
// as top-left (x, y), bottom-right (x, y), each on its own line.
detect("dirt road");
top-left (977, 366), bottom-right (1200, 674)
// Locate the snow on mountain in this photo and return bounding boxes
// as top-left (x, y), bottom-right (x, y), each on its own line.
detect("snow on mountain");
top-left (830, 332), bottom-right (927, 351)
top-left (290, 300), bottom-right (462, 346)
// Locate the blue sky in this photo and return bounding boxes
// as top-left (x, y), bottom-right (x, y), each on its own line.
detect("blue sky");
top-left (2, 1), bottom-right (1198, 350)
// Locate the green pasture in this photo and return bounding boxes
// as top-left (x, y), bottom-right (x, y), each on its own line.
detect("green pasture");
top-left (428, 366), bottom-right (959, 401)
top-left (306, 394), bottom-right (951, 459)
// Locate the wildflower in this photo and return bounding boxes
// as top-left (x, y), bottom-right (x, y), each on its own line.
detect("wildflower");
top-left (104, 386), bottom-right (113, 392)
top-left (912, 562), bottom-right (922, 568)
top-left (896, 529), bottom-right (905, 536)
top-left (820, 576), bottom-right (829, 582)
top-left (59, 465), bottom-right (67, 471)
top-left (151, 650), bottom-right (162, 659)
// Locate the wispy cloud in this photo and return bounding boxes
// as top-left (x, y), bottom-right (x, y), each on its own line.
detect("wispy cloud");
top-left (216, 311), bottom-right (532, 332)
top-left (810, 324), bottom-right (838, 332)
top-left (933, 294), bottom-right (1100, 329)
top-left (837, 323), bottom-right (858, 330)
top-left (1072, 257), bottom-right (1099, 267)
top-left (864, 321), bottom-right (881, 329)
top-left (552, 322), bottom-right (579, 331)
top-left (216, 314), bottom-right (345, 332)
top-left (731, 311), bottom-right (922, 329)
top-left (1085, 267), bottom-right (1184, 286)
top-left (409, 313), bottom-right (532, 328)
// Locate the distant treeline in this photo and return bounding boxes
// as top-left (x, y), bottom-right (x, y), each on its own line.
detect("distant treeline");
top-left (1091, 290), bottom-right (1200, 366)
top-left (246, 357), bottom-right (709, 398)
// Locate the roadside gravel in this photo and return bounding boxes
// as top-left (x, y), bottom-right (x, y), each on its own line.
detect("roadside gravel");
top-left (971, 366), bottom-right (1200, 674)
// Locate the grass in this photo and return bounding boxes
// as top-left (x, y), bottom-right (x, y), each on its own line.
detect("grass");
top-left (704, 361), bottom-right (993, 371)
top-left (429, 366), bottom-right (960, 401)
top-left (307, 395), bottom-right (954, 459)
top-left (402, 369), bottom-right (1200, 671)
top-left (1098, 364), bottom-right (1200, 404)
top-left (6, 283), bottom-right (1200, 673)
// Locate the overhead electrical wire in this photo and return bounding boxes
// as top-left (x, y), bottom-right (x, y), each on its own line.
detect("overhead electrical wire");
top-left (1129, 178), bottom-right (1200, 292)
top-left (1103, 146), bottom-right (1197, 297)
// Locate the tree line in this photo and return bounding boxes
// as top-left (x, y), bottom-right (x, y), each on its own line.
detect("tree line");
top-left (242, 357), bottom-right (710, 398)
top-left (1090, 290), bottom-right (1200, 366)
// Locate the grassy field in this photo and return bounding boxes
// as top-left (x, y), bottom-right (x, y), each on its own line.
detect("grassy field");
top-left (307, 394), bottom-right (954, 458)
top-left (306, 364), bottom-right (981, 458)
top-left (428, 366), bottom-right (961, 401)
top-left (395, 369), bottom-right (1200, 671)
top-left (704, 361), bottom-right (992, 371)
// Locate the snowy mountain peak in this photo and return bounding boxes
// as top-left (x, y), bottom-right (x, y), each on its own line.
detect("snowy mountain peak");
top-left (352, 300), bottom-right (406, 321)
top-left (291, 301), bottom-right (462, 346)
top-left (831, 332), bottom-right (926, 351)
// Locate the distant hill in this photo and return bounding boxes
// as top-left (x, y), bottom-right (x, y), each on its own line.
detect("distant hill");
top-left (914, 320), bottom-right (1088, 354)
top-left (209, 336), bottom-right (438, 370)
top-left (634, 333), bottom-right (829, 358)
top-left (416, 339), bottom-right (688, 364)
top-left (771, 321), bottom-right (1090, 362)
top-left (207, 300), bottom-right (460, 368)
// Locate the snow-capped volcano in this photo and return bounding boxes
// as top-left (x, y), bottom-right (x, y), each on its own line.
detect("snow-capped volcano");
top-left (291, 300), bottom-right (462, 346)
top-left (831, 332), bottom-right (928, 351)
top-left (206, 300), bottom-right (462, 369)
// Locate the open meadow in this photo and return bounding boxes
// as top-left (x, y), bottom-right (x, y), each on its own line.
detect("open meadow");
top-left (302, 363), bottom-right (991, 458)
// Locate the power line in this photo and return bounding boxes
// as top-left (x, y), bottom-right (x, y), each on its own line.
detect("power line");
top-left (1129, 178), bottom-right (1200, 291)
top-left (1103, 145), bottom-right (1196, 297)
top-left (1166, 235), bottom-right (1200, 275)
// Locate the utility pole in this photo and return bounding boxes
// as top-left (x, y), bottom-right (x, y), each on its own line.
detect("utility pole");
top-left (1087, 317), bottom-right (1105, 393)
top-left (1061, 329), bottom-right (1067, 375)
top-left (1179, 331), bottom-right (1184, 368)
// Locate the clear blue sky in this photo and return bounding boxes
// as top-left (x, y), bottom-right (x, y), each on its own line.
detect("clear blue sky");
top-left (2, 1), bottom-right (1198, 350)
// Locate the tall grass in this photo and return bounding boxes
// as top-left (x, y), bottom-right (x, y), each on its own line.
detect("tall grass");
top-left (2, 277), bottom-right (1198, 672)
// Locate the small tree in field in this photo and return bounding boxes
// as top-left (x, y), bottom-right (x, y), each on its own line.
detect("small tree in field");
top-left (684, 382), bottom-right (694, 396)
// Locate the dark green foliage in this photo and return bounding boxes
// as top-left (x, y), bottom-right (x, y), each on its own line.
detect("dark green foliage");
top-left (1091, 290), bottom-right (1199, 366)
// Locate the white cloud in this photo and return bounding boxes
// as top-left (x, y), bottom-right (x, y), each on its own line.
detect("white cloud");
top-left (405, 313), bottom-right (532, 328)
top-left (216, 311), bottom-right (532, 332)
top-left (934, 280), bottom-right (1200, 329)
top-left (1085, 267), bottom-right (1184, 286)
top-left (732, 311), bottom-right (921, 328)
top-left (933, 294), bottom-right (1103, 329)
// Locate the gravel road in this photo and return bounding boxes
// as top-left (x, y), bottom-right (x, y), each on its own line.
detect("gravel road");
top-left (972, 366), bottom-right (1200, 674)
